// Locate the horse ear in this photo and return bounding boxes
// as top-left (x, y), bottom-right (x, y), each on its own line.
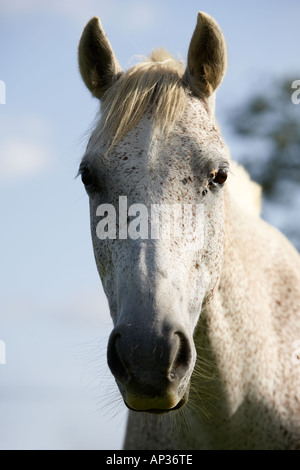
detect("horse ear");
top-left (184, 12), bottom-right (227, 98)
top-left (78, 17), bottom-right (122, 99)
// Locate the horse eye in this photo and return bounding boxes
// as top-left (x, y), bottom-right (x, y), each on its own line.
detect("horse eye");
top-left (215, 168), bottom-right (228, 185)
top-left (80, 167), bottom-right (94, 187)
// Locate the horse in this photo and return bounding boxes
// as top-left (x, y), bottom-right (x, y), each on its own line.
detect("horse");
top-left (77, 12), bottom-right (300, 449)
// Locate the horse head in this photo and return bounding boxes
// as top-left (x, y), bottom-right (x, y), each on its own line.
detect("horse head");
top-left (78, 12), bottom-right (229, 413)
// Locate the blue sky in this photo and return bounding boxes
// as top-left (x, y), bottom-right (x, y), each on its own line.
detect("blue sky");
top-left (0, 0), bottom-right (299, 450)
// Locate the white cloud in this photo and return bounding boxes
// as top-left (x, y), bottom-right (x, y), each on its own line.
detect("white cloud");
top-left (0, 140), bottom-right (51, 182)
top-left (0, 115), bottom-right (54, 183)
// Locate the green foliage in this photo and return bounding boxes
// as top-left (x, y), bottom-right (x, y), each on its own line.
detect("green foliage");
top-left (228, 77), bottom-right (300, 249)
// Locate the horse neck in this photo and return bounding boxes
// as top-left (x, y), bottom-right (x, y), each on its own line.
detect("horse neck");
top-left (194, 186), bottom-right (300, 416)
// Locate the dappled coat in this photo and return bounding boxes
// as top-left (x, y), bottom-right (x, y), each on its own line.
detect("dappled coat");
top-left (78, 12), bottom-right (300, 449)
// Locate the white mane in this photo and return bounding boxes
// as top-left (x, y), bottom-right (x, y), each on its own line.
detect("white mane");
top-left (228, 161), bottom-right (262, 216)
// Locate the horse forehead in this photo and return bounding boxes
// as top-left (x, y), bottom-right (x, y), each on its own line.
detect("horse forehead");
top-left (88, 97), bottom-right (225, 173)
top-left (176, 98), bottom-right (225, 149)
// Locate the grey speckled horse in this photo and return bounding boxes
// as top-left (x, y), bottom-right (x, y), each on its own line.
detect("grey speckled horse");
top-left (77, 12), bottom-right (300, 449)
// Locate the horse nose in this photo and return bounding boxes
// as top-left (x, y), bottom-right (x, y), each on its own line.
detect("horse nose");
top-left (107, 324), bottom-right (192, 382)
top-left (107, 322), bottom-right (193, 410)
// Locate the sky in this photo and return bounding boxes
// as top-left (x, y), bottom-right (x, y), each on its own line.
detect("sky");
top-left (0, 0), bottom-right (299, 450)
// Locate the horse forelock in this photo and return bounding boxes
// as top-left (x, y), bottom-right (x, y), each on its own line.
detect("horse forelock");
top-left (95, 49), bottom-right (189, 151)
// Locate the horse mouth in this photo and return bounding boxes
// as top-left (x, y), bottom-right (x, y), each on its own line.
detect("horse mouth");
top-left (125, 398), bottom-right (186, 414)
top-left (124, 388), bottom-right (189, 414)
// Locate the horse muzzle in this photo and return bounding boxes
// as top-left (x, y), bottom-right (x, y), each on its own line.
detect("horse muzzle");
top-left (107, 321), bottom-right (194, 413)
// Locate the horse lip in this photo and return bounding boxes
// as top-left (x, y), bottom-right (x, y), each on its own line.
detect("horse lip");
top-left (124, 389), bottom-right (189, 414)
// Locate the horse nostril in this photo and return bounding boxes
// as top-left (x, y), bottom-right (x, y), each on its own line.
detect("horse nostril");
top-left (107, 330), bottom-right (128, 382)
top-left (171, 331), bottom-right (192, 380)
top-left (107, 324), bottom-right (193, 395)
